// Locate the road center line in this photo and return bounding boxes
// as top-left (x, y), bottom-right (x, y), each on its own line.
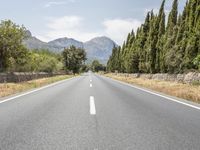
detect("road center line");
top-left (90, 83), bottom-right (93, 87)
top-left (90, 96), bottom-right (96, 115)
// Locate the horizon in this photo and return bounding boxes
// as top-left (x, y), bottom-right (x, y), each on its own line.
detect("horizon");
top-left (31, 33), bottom-right (116, 44)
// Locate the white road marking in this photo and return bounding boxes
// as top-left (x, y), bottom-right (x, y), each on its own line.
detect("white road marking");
top-left (0, 76), bottom-right (77, 104)
top-left (90, 79), bottom-right (92, 82)
top-left (90, 83), bottom-right (93, 87)
top-left (103, 76), bottom-right (200, 111)
top-left (90, 96), bottom-right (96, 115)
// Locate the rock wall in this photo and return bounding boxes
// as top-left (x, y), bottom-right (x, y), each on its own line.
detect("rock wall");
top-left (0, 72), bottom-right (64, 83)
top-left (112, 72), bottom-right (200, 84)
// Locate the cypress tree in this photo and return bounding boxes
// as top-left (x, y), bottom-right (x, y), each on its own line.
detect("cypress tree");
top-left (107, 0), bottom-right (200, 74)
top-left (163, 0), bottom-right (178, 73)
top-left (156, 0), bottom-right (166, 72)
top-left (166, 0), bottom-right (178, 36)
top-left (138, 12), bottom-right (151, 73)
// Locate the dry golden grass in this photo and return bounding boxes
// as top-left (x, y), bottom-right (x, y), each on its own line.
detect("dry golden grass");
top-left (0, 75), bottom-right (74, 98)
top-left (105, 73), bottom-right (200, 104)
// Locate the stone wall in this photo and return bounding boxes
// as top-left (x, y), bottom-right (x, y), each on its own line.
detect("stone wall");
top-left (112, 72), bottom-right (200, 84)
top-left (0, 72), bottom-right (64, 83)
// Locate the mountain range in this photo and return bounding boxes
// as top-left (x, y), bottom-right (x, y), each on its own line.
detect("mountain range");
top-left (23, 31), bottom-right (117, 64)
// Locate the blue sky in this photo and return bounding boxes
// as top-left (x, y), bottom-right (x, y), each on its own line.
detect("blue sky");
top-left (0, 0), bottom-right (186, 44)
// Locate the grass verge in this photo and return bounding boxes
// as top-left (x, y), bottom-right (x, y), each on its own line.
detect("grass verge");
top-left (105, 73), bottom-right (200, 104)
top-left (0, 75), bottom-right (74, 98)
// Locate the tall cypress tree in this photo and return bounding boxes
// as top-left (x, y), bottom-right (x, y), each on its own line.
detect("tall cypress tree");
top-left (166, 0), bottom-right (178, 36)
top-left (182, 0), bottom-right (199, 70)
top-left (164, 0), bottom-right (178, 73)
top-left (107, 0), bottom-right (200, 74)
top-left (156, 0), bottom-right (166, 72)
top-left (138, 12), bottom-right (151, 73)
top-left (146, 10), bottom-right (158, 73)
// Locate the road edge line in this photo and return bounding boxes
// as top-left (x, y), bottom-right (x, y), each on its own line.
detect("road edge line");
top-left (100, 75), bottom-right (200, 111)
top-left (0, 76), bottom-right (79, 104)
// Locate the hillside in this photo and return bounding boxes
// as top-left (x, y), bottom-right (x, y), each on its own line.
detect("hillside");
top-left (23, 32), bottom-right (117, 64)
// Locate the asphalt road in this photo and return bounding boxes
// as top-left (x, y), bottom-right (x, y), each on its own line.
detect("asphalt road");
top-left (0, 73), bottom-right (200, 150)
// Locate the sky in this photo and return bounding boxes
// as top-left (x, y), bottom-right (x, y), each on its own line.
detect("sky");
top-left (0, 0), bottom-right (186, 45)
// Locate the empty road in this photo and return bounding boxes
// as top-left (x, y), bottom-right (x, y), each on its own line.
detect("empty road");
top-left (0, 73), bottom-right (200, 150)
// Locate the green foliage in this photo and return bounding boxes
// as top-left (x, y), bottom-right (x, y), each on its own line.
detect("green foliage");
top-left (107, 46), bottom-right (121, 72)
top-left (107, 0), bottom-right (200, 74)
top-left (62, 46), bottom-right (87, 74)
top-left (26, 50), bottom-right (63, 73)
top-left (91, 60), bottom-right (105, 72)
top-left (0, 20), bottom-right (63, 73)
top-left (0, 20), bottom-right (28, 71)
top-left (193, 54), bottom-right (200, 70)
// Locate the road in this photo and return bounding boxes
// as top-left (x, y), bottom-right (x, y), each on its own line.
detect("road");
top-left (0, 73), bottom-right (200, 150)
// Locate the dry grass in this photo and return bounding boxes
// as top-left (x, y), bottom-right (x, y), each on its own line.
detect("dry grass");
top-left (0, 75), bottom-right (74, 98)
top-left (105, 73), bottom-right (200, 104)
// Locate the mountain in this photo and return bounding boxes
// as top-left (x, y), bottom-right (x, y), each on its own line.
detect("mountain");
top-left (48, 38), bottom-right (84, 50)
top-left (23, 31), bottom-right (117, 64)
top-left (84, 36), bottom-right (117, 64)
top-left (23, 31), bottom-right (61, 52)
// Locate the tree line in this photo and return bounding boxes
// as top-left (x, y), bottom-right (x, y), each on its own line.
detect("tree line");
top-left (107, 0), bottom-right (200, 73)
top-left (0, 20), bottom-right (87, 74)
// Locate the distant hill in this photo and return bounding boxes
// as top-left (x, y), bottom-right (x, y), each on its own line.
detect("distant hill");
top-left (23, 31), bottom-right (117, 64)
top-left (84, 36), bottom-right (117, 64)
top-left (48, 38), bottom-right (84, 50)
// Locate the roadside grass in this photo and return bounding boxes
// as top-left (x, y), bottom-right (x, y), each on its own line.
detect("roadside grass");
top-left (0, 75), bottom-right (74, 98)
top-left (105, 73), bottom-right (200, 104)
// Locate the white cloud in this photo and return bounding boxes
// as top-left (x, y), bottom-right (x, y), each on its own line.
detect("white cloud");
top-left (102, 19), bottom-right (142, 44)
top-left (44, 0), bottom-right (75, 8)
top-left (38, 16), bottom-right (142, 45)
top-left (39, 16), bottom-right (101, 42)
top-left (47, 16), bottom-right (82, 30)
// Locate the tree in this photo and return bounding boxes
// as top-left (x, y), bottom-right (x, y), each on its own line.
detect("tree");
top-left (193, 54), bottom-right (200, 71)
top-left (107, 0), bottom-right (200, 74)
top-left (156, 0), bottom-right (166, 72)
top-left (62, 46), bottom-right (87, 74)
top-left (107, 46), bottom-right (120, 72)
top-left (24, 50), bottom-right (63, 73)
top-left (91, 60), bottom-right (105, 72)
top-left (0, 20), bottom-right (28, 72)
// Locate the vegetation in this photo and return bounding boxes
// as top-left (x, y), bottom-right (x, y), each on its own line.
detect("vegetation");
top-left (27, 50), bottom-right (63, 73)
top-left (107, 0), bottom-right (200, 74)
top-left (193, 54), bottom-right (200, 71)
top-left (91, 60), bottom-right (106, 72)
top-left (0, 20), bottom-right (29, 72)
top-left (62, 46), bottom-right (87, 74)
top-left (0, 75), bottom-right (73, 98)
top-left (0, 20), bottom-right (88, 74)
top-left (106, 73), bottom-right (200, 103)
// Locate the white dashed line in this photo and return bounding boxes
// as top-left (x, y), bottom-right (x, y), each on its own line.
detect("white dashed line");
top-left (90, 96), bottom-right (96, 115)
top-left (90, 83), bottom-right (93, 87)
